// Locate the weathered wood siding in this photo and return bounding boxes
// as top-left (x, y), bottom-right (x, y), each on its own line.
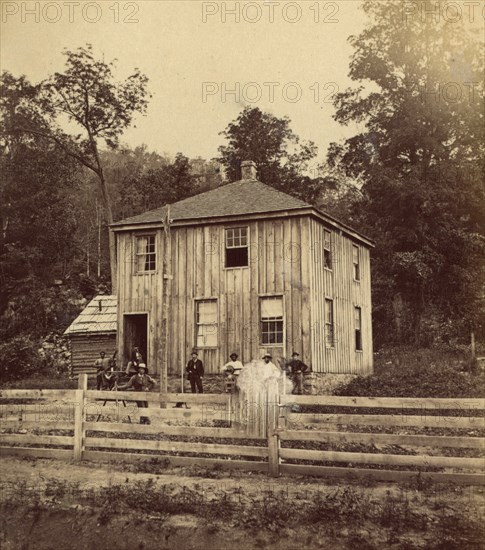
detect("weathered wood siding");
top-left (70, 334), bottom-right (116, 375)
top-left (117, 230), bottom-right (163, 371)
top-left (116, 214), bottom-right (372, 376)
top-left (309, 219), bottom-right (373, 374)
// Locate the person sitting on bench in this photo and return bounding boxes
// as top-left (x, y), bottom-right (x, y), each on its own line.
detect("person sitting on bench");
top-left (125, 347), bottom-right (145, 376)
top-left (118, 363), bottom-right (156, 424)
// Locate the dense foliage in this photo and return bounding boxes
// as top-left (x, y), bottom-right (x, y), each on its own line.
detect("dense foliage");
top-left (218, 106), bottom-right (325, 203)
top-left (335, 347), bottom-right (485, 398)
top-left (328, 0), bottom-right (485, 347)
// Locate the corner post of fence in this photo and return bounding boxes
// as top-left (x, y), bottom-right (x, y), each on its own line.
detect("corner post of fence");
top-left (73, 374), bottom-right (87, 461)
top-left (267, 396), bottom-right (280, 477)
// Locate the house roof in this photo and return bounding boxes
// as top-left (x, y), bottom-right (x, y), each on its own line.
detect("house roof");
top-left (112, 179), bottom-right (310, 227)
top-left (64, 295), bottom-right (117, 336)
top-left (111, 178), bottom-right (373, 246)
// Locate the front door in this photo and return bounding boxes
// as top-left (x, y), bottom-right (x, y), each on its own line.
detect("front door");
top-left (124, 313), bottom-right (148, 366)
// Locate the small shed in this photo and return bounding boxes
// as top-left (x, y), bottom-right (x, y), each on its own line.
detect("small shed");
top-left (64, 295), bottom-right (117, 376)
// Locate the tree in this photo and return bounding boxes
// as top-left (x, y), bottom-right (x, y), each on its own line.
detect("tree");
top-left (329, 0), bottom-right (485, 346)
top-left (0, 74), bottom-right (86, 339)
top-left (12, 45), bottom-right (150, 290)
top-left (118, 152), bottom-right (199, 218)
top-left (218, 107), bottom-right (323, 203)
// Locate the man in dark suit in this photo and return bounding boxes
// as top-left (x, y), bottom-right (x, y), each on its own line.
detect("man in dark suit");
top-left (186, 350), bottom-right (204, 393)
top-left (287, 351), bottom-right (309, 395)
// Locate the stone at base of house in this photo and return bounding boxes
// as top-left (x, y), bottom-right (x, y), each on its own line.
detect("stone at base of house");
top-left (167, 372), bottom-right (358, 396)
top-left (167, 374), bottom-right (225, 394)
top-left (303, 372), bottom-right (358, 395)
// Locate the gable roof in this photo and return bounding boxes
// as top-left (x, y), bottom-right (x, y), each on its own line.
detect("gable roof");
top-left (112, 179), bottom-right (309, 227)
top-left (64, 295), bottom-right (117, 336)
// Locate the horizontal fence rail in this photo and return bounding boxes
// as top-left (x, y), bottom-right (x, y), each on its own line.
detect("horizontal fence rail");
top-left (0, 377), bottom-right (484, 485)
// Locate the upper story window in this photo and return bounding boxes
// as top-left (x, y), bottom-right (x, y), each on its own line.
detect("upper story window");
top-left (324, 230), bottom-right (332, 270)
top-left (260, 296), bottom-right (283, 345)
top-left (195, 299), bottom-right (218, 347)
top-left (325, 298), bottom-right (334, 347)
top-left (355, 306), bottom-right (362, 351)
top-left (352, 245), bottom-right (360, 281)
top-left (136, 235), bottom-right (156, 272)
top-left (225, 227), bottom-right (248, 268)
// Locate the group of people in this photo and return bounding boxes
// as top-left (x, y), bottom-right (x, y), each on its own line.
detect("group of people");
top-left (221, 351), bottom-right (309, 394)
top-left (95, 347), bottom-right (310, 402)
top-left (94, 347), bottom-right (156, 424)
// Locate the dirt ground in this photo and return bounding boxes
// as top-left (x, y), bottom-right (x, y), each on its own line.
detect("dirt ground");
top-left (1, 457), bottom-right (484, 550)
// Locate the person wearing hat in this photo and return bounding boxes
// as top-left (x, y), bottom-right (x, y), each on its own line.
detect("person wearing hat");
top-left (221, 352), bottom-right (244, 374)
top-left (186, 350), bottom-right (204, 393)
top-left (125, 346), bottom-right (144, 376)
top-left (260, 353), bottom-right (282, 382)
top-left (221, 353), bottom-right (244, 393)
top-left (287, 352), bottom-right (309, 395)
top-left (118, 363), bottom-right (156, 424)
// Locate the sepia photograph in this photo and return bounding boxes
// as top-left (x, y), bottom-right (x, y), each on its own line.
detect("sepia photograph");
top-left (1, 1), bottom-right (484, 548)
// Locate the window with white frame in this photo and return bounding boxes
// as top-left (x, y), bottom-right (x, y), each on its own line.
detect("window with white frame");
top-left (352, 245), bottom-right (360, 281)
top-left (325, 298), bottom-right (334, 347)
top-left (355, 306), bottom-right (362, 351)
top-left (260, 296), bottom-right (284, 345)
top-left (225, 227), bottom-right (249, 268)
top-left (324, 229), bottom-right (332, 270)
top-left (195, 300), bottom-right (218, 348)
top-left (136, 235), bottom-right (156, 272)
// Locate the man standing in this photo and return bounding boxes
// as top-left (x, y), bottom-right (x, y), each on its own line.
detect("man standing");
top-left (118, 363), bottom-right (156, 424)
top-left (287, 351), bottom-right (308, 395)
top-left (261, 353), bottom-right (282, 379)
top-left (94, 351), bottom-right (110, 390)
top-left (186, 350), bottom-right (204, 393)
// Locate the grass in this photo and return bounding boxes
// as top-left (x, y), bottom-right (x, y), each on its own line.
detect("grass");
top-left (0, 373), bottom-right (78, 390)
top-left (335, 346), bottom-right (485, 398)
top-left (3, 478), bottom-right (484, 548)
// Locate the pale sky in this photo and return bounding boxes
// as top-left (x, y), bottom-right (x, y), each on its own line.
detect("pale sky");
top-left (2, 1), bottom-right (371, 162)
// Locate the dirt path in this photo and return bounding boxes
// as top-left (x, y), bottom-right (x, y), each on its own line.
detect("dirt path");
top-left (1, 457), bottom-right (484, 550)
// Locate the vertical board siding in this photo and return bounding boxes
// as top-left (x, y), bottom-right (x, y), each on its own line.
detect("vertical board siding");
top-left (117, 215), bottom-right (372, 377)
top-left (310, 219), bottom-right (373, 374)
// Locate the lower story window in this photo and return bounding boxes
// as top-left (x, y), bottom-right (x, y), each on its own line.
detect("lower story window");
top-left (196, 299), bottom-right (218, 347)
top-left (325, 299), bottom-right (334, 347)
top-left (260, 296), bottom-right (284, 345)
top-left (355, 306), bottom-right (362, 351)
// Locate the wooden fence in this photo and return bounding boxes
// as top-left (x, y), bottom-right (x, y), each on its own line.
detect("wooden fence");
top-left (0, 376), bottom-right (484, 485)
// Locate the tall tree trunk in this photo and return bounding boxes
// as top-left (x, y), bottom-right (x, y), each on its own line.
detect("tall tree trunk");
top-left (94, 162), bottom-right (116, 292)
top-left (96, 198), bottom-right (101, 278)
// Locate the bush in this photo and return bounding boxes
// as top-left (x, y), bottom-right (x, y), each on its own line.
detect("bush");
top-left (0, 335), bottom-right (46, 381)
top-left (335, 347), bottom-right (485, 398)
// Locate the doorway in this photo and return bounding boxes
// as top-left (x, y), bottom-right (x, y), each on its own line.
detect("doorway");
top-left (124, 313), bottom-right (148, 366)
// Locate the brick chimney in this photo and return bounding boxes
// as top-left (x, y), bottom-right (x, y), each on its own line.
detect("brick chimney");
top-left (241, 160), bottom-right (257, 180)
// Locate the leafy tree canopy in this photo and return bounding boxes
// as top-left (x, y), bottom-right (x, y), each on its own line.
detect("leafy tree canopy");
top-left (329, 0), bottom-right (485, 345)
top-left (218, 106), bottom-right (323, 203)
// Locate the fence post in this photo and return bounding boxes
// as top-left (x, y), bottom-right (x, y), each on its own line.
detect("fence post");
top-left (227, 392), bottom-right (232, 426)
top-left (267, 396), bottom-right (280, 477)
top-left (73, 374), bottom-right (87, 461)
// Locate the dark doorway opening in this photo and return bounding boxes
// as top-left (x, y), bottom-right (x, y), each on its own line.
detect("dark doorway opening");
top-left (124, 314), bottom-right (148, 366)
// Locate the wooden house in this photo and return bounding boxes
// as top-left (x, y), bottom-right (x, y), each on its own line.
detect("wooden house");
top-left (63, 295), bottom-right (117, 375)
top-left (111, 161), bottom-right (374, 377)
